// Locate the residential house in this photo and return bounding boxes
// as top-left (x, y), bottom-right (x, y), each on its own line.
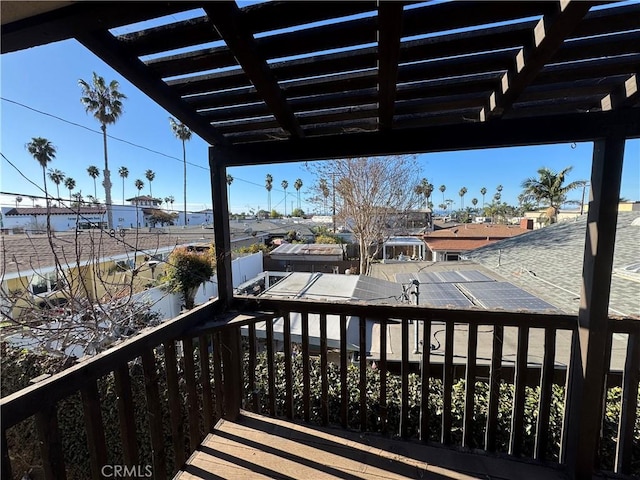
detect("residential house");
top-left (422, 220), bottom-right (533, 261)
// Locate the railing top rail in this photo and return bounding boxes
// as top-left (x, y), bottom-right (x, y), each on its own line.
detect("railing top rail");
top-left (1, 300), bottom-right (221, 429)
top-left (234, 296), bottom-right (579, 329)
top-left (608, 315), bottom-right (640, 333)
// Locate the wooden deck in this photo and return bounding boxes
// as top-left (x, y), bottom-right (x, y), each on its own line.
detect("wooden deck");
top-left (175, 411), bottom-right (568, 480)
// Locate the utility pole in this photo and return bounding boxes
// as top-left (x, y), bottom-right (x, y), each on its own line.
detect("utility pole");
top-left (412, 279), bottom-right (420, 354)
top-left (332, 172), bottom-right (336, 233)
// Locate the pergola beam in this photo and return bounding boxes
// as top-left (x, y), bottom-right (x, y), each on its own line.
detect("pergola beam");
top-left (377, 1), bottom-right (404, 131)
top-left (204, 3), bottom-right (304, 139)
top-left (489, 1), bottom-right (593, 117)
top-left (216, 109), bottom-right (640, 166)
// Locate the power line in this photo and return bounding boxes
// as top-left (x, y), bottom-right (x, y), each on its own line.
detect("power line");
top-left (2, 97), bottom-right (289, 199)
top-left (1, 96), bottom-right (209, 171)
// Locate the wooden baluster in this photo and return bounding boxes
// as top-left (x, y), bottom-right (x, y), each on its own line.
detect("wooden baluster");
top-left (1, 428), bottom-right (12, 480)
top-left (509, 326), bottom-right (529, 457)
top-left (283, 312), bottom-right (293, 419)
top-left (220, 326), bottom-right (242, 420)
top-left (35, 404), bottom-right (66, 480)
top-left (420, 319), bottom-right (431, 442)
top-left (560, 327), bottom-right (579, 463)
top-left (380, 318), bottom-right (388, 434)
top-left (320, 312), bottom-right (329, 426)
top-left (114, 365), bottom-right (139, 468)
top-left (462, 323), bottom-right (478, 448)
top-left (163, 340), bottom-right (185, 469)
top-left (182, 337), bottom-right (201, 451)
top-left (141, 349), bottom-right (167, 480)
top-left (486, 324), bottom-right (504, 452)
top-left (442, 321), bottom-right (454, 445)
top-left (80, 380), bottom-right (108, 480)
top-left (615, 329), bottom-right (640, 475)
top-left (302, 312), bottom-right (311, 422)
top-left (266, 316), bottom-right (276, 416)
top-left (199, 335), bottom-right (214, 432)
top-left (340, 314), bottom-right (348, 428)
top-left (534, 327), bottom-right (556, 461)
top-left (212, 332), bottom-right (224, 420)
top-left (248, 323), bottom-right (258, 412)
top-left (400, 318), bottom-right (410, 438)
top-left (359, 316), bottom-right (367, 431)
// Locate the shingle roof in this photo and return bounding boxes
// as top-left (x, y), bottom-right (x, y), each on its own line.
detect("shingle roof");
top-left (1, 230), bottom-right (193, 277)
top-left (467, 212), bottom-right (640, 316)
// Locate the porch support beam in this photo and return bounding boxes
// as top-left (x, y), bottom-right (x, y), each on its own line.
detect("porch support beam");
top-left (563, 131), bottom-right (626, 479)
top-left (210, 146), bottom-right (234, 308)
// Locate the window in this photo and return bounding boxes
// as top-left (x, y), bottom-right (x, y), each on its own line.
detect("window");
top-left (30, 272), bottom-right (63, 295)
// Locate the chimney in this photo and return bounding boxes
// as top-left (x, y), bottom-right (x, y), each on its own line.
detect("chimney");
top-left (520, 218), bottom-right (534, 230)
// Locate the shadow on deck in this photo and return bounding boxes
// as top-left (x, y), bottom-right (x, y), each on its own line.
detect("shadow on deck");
top-left (176, 411), bottom-right (568, 480)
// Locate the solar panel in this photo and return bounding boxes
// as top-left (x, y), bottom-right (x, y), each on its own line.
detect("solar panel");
top-left (395, 270), bottom-right (494, 284)
top-left (458, 282), bottom-right (558, 312)
top-left (419, 283), bottom-right (474, 308)
top-left (353, 276), bottom-right (404, 303)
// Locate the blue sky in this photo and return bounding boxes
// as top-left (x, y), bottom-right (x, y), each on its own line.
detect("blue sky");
top-left (1, 38), bottom-right (638, 215)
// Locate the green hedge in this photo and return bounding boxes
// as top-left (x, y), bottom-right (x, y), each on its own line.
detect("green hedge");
top-left (244, 350), bottom-right (640, 473)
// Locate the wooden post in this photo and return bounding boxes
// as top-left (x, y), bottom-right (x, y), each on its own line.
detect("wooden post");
top-left (209, 146), bottom-right (233, 308)
top-left (563, 132), bottom-right (625, 479)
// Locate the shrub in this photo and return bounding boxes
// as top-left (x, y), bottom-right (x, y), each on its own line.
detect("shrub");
top-left (162, 246), bottom-right (215, 309)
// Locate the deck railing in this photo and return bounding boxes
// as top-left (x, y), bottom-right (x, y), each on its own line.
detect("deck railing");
top-left (1, 298), bottom-right (638, 479)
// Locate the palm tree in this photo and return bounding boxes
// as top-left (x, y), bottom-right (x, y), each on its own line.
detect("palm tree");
top-left (164, 197), bottom-right (171, 210)
top-left (26, 137), bottom-right (56, 232)
top-left (226, 174), bottom-right (234, 212)
top-left (118, 166), bottom-right (129, 205)
top-left (458, 187), bottom-right (468, 210)
top-left (521, 166), bottom-right (584, 224)
top-left (265, 174), bottom-right (273, 212)
top-left (79, 72), bottom-right (126, 229)
top-left (281, 180), bottom-right (289, 216)
top-left (168, 195), bottom-right (175, 210)
top-left (15, 196), bottom-right (22, 208)
top-left (64, 177), bottom-right (76, 203)
top-left (415, 178), bottom-right (433, 209)
top-left (169, 117), bottom-right (192, 227)
top-left (133, 179), bottom-right (144, 227)
top-left (480, 187), bottom-right (487, 206)
top-left (145, 169), bottom-right (156, 197)
top-left (439, 184), bottom-right (446, 206)
top-left (87, 165), bottom-right (100, 198)
top-left (319, 178), bottom-right (330, 214)
top-left (294, 178), bottom-right (303, 210)
top-left (471, 197), bottom-right (478, 208)
top-left (47, 168), bottom-right (65, 205)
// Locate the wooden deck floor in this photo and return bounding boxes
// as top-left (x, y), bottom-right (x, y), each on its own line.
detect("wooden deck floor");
top-left (175, 411), bottom-right (568, 480)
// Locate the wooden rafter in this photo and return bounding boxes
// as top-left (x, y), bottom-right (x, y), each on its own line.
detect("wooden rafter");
top-left (203, 3), bottom-right (304, 139)
top-left (488, 1), bottom-right (594, 117)
top-left (377, 1), bottom-right (404, 131)
top-left (76, 29), bottom-right (229, 147)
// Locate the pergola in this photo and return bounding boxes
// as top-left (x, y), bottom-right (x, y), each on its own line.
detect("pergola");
top-left (2, 2), bottom-right (639, 479)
